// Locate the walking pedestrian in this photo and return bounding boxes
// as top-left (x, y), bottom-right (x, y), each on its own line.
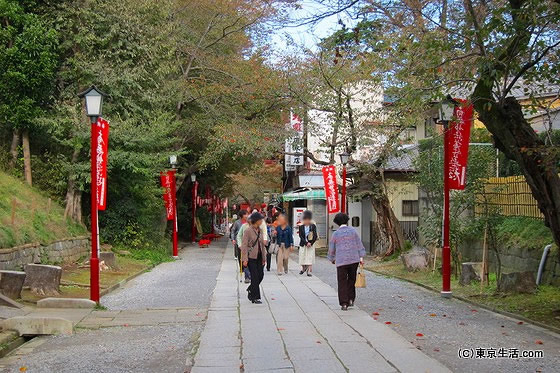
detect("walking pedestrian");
top-left (275, 213), bottom-right (293, 275)
top-left (265, 217), bottom-right (277, 272)
top-left (232, 210), bottom-right (251, 283)
top-left (327, 213), bottom-right (365, 311)
top-left (298, 210), bottom-right (317, 277)
top-left (241, 212), bottom-right (267, 304)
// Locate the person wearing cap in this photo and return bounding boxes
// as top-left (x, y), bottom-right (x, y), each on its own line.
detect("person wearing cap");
top-left (298, 210), bottom-right (318, 276)
top-left (327, 213), bottom-right (365, 311)
top-left (241, 212), bottom-right (267, 304)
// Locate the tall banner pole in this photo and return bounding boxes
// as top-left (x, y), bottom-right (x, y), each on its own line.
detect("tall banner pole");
top-left (90, 118), bottom-right (100, 303)
top-left (172, 170), bottom-right (179, 258)
top-left (441, 120), bottom-right (451, 298)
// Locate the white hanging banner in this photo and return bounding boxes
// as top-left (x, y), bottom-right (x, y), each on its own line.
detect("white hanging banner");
top-left (284, 111), bottom-right (304, 171)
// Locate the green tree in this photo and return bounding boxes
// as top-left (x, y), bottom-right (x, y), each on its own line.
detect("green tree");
top-left (0, 0), bottom-right (58, 185)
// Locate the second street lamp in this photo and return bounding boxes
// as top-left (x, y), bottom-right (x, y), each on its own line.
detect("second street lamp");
top-left (339, 151), bottom-right (350, 214)
top-left (169, 155), bottom-right (179, 258)
top-left (191, 174), bottom-right (197, 243)
top-left (78, 85), bottom-right (107, 303)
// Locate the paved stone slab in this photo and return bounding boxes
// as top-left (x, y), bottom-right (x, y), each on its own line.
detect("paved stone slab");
top-left (2, 316), bottom-right (73, 335)
top-left (37, 297), bottom-right (96, 309)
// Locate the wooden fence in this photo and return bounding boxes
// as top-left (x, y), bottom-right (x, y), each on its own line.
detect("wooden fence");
top-left (475, 175), bottom-right (543, 219)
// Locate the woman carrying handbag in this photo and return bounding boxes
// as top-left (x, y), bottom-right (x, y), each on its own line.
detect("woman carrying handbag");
top-left (327, 213), bottom-right (366, 311)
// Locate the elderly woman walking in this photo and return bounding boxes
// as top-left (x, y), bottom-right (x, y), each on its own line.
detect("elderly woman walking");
top-left (298, 210), bottom-right (317, 276)
top-left (327, 213), bottom-right (365, 311)
top-left (241, 212), bottom-right (267, 304)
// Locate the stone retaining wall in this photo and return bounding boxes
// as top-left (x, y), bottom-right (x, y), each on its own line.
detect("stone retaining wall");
top-left (0, 236), bottom-right (90, 270)
top-left (460, 240), bottom-right (560, 286)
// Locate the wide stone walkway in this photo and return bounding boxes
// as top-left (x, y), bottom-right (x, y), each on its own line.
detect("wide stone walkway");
top-left (192, 253), bottom-right (451, 373)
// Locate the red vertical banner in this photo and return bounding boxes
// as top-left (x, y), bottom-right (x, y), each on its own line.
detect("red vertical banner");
top-left (446, 100), bottom-right (474, 190)
top-left (161, 171), bottom-right (175, 220)
top-left (95, 118), bottom-right (109, 210)
top-left (322, 165), bottom-right (340, 214)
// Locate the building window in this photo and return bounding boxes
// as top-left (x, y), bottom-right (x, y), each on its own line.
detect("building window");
top-left (402, 200), bottom-right (419, 217)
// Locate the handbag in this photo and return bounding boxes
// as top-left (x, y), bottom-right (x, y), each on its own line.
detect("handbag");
top-left (268, 242), bottom-right (278, 255)
top-left (355, 263), bottom-right (366, 288)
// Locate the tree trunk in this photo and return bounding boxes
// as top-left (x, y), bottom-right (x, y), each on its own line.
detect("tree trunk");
top-left (21, 129), bottom-right (32, 186)
top-left (9, 129), bottom-right (20, 168)
top-left (371, 190), bottom-right (405, 257)
top-left (473, 82), bottom-right (560, 258)
top-left (64, 148), bottom-right (82, 222)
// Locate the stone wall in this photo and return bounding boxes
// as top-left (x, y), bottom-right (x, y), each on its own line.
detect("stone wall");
top-left (0, 236), bottom-right (90, 270)
top-left (460, 239), bottom-right (560, 286)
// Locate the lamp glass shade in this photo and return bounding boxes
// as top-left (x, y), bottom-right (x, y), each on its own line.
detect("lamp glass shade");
top-left (84, 89), bottom-right (103, 117)
top-left (438, 98), bottom-right (456, 122)
top-left (339, 152), bottom-right (350, 165)
top-left (191, 174), bottom-right (196, 182)
top-left (169, 155), bottom-right (178, 167)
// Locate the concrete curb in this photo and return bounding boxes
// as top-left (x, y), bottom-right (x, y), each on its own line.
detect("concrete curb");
top-left (365, 267), bottom-right (560, 335)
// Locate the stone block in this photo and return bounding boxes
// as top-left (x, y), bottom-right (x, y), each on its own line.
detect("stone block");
top-left (24, 264), bottom-right (62, 296)
top-left (0, 270), bottom-right (26, 299)
top-left (459, 262), bottom-right (482, 286)
top-left (37, 297), bottom-right (96, 309)
top-left (499, 271), bottom-right (537, 294)
top-left (401, 246), bottom-right (431, 272)
top-left (99, 252), bottom-right (117, 269)
top-left (2, 316), bottom-right (73, 336)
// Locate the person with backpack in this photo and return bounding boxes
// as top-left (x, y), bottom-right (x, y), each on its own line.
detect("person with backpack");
top-left (241, 212), bottom-right (267, 304)
top-left (298, 210), bottom-right (318, 277)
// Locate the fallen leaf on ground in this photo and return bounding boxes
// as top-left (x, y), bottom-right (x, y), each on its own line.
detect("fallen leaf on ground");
top-left (433, 348), bottom-right (440, 352)
top-left (517, 321), bottom-right (524, 325)
top-left (459, 322), bottom-right (465, 326)
top-left (19, 368), bottom-right (27, 372)
top-left (535, 340), bottom-right (544, 345)
top-left (373, 317), bottom-right (378, 320)
top-left (501, 325), bottom-right (505, 328)
top-left (385, 321), bottom-right (392, 325)
top-left (442, 314), bottom-right (447, 317)
top-left (502, 332), bottom-right (509, 336)
top-left (416, 333), bottom-right (424, 337)
top-left (277, 328), bottom-right (285, 331)
top-left (429, 313), bottom-right (437, 317)
top-left (471, 309), bottom-right (478, 312)
top-left (417, 306), bottom-right (423, 309)
top-left (316, 341), bottom-right (321, 344)
top-left (372, 312), bottom-right (380, 316)
top-left (271, 298), bottom-right (276, 300)
top-left (123, 324), bottom-right (129, 327)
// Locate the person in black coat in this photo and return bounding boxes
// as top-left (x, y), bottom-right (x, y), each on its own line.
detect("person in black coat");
top-left (298, 210), bottom-right (318, 276)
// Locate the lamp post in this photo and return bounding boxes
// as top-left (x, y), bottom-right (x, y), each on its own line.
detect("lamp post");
top-left (191, 174), bottom-right (197, 243)
top-left (437, 95), bottom-right (458, 299)
top-left (339, 151), bottom-right (350, 214)
top-left (78, 85), bottom-right (106, 303)
top-left (169, 155), bottom-right (179, 258)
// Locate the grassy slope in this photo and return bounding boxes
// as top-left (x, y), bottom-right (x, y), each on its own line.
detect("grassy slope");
top-left (0, 171), bottom-right (87, 248)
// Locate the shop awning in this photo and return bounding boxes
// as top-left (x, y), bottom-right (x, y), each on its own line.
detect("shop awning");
top-left (281, 189), bottom-right (326, 201)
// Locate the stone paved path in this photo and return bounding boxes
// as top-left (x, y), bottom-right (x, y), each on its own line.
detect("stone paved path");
top-left (192, 252), bottom-right (451, 373)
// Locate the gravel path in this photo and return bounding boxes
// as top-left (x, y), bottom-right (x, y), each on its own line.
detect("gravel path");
top-left (308, 255), bottom-right (560, 373)
top-left (1, 242), bottom-right (226, 373)
top-left (102, 242), bottom-right (226, 309)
